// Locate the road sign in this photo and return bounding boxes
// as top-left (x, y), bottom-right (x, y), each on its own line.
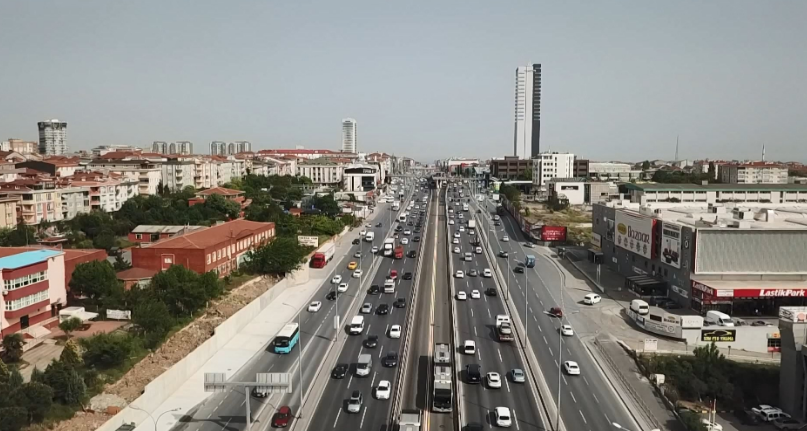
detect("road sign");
top-left (256, 373), bottom-right (292, 394)
top-left (643, 338), bottom-right (658, 352)
top-left (204, 373), bottom-right (227, 392)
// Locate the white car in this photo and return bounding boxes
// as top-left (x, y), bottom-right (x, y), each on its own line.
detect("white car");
top-left (564, 361), bottom-right (581, 375)
top-left (449, 219), bottom-right (455, 225)
top-left (494, 406), bottom-right (512, 427)
top-left (454, 232), bottom-right (461, 238)
top-left (353, 269), bottom-right (363, 278)
top-left (372, 246), bottom-right (379, 254)
top-left (583, 293), bottom-right (601, 305)
top-left (459, 226), bottom-right (465, 232)
top-left (401, 237), bottom-right (410, 245)
top-left (376, 380), bottom-right (391, 400)
top-left (470, 290), bottom-right (481, 299)
top-left (365, 224), bottom-right (372, 228)
top-left (560, 324), bottom-right (574, 336)
top-left (361, 303), bottom-right (373, 314)
top-left (523, 242), bottom-right (534, 248)
top-left (452, 238), bottom-right (460, 244)
top-left (502, 235), bottom-right (510, 242)
top-left (456, 291), bottom-right (467, 300)
top-left (482, 269), bottom-right (492, 278)
top-left (389, 325), bottom-right (402, 339)
top-left (360, 229), bottom-right (367, 236)
top-left (486, 372), bottom-right (502, 389)
top-left (453, 246), bottom-right (461, 254)
top-left (337, 282), bottom-right (349, 292)
top-left (353, 251), bottom-right (362, 258)
top-left (404, 229), bottom-right (411, 235)
top-left (455, 270), bottom-right (465, 279)
top-left (308, 301), bottom-right (322, 312)
top-left (331, 275), bottom-right (342, 284)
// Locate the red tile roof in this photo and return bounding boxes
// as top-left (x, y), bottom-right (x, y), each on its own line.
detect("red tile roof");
top-left (196, 187), bottom-right (244, 197)
top-left (144, 219), bottom-right (274, 250)
top-left (117, 267), bottom-right (158, 280)
top-left (258, 149), bottom-right (336, 155)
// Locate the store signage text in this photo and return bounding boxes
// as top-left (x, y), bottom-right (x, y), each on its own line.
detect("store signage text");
top-left (734, 288), bottom-right (807, 298)
top-left (701, 329), bottom-right (736, 342)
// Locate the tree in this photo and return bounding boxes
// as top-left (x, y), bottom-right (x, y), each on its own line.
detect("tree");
top-left (0, 224), bottom-right (36, 247)
top-left (113, 254), bottom-right (132, 271)
top-left (310, 194), bottom-right (340, 217)
top-left (1, 334), bottom-right (24, 363)
top-left (641, 160), bottom-right (651, 170)
top-left (14, 382), bottom-right (53, 423)
top-left (43, 360), bottom-right (87, 406)
top-left (59, 317), bottom-right (83, 339)
top-left (132, 298), bottom-right (174, 346)
top-left (517, 168), bottom-right (533, 181)
top-left (80, 333), bottom-right (133, 369)
top-left (4, 368), bottom-right (23, 390)
top-left (59, 341), bottom-right (83, 368)
top-left (0, 406), bottom-right (27, 431)
top-left (69, 261), bottom-right (125, 309)
top-left (29, 367), bottom-right (45, 384)
top-left (148, 265), bottom-right (222, 317)
top-left (245, 237), bottom-right (309, 276)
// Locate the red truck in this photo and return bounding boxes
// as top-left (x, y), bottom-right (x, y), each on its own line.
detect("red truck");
top-left (394, 245), bottom-right (404, 259)
top-left (310, 243), bottom-right (335, 268)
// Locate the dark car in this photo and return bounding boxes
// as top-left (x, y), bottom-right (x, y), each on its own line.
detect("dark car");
top-left (468, 269), bottom-right (478, 277)
top-left (464, 423), bottom-right (484, 431)
top-left (252, 387), bottom-right (269, 398)
top-left (352, 238), bottom-right (360, 245)
top-left (494, 221), bottom-right (501, 226)
top-left (485, 287), bottom-right (497, 296)
top-left (477, 209), bottom-right (482, 213)
top-left (514, 266), bottom-right (525, 274)
top-left (395, 226), bottom-right (403, 232)
top-left (413, 236), bottom-right (421, 242)
top-left (332, 363), bottom-right (348, 379)
top-left (403, 272), bottom-right (413, 280)
top-left (364, 335), bottom-right (379, 348)
top-left (376, 222), bottom-right (382, 227)
top-left (414, 228), bottom-right (421, 233)
top-left (271, 406), bottom-right (293, 428)
top-left (377, 304), bottom-right (390, 315)
top-left (326, 291), bottom-right (340, 300)
top-left (407, 221), bottom-right (413, 226)
top-left (408, 250), bottom-right (417, 258)
top-left (734, 409), bottom-right (760, 425)
top-left (498, 250), bottom-right (509, 258)
top-left (394, 298), bottom-right (406, 308)
top-left (368, 285), bottom-right (381, 295)
top-left (466, 364), bottom-right (482, 384)
top-left (383, 351), bottom-right (399, 367)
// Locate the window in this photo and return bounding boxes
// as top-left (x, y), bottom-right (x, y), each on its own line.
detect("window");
top-left (207, 254), bottom-right (211, 264)
top-left (4, 270), bottom-right (48, 291)
top-left (135, 234), bottom-right (142, 240)
top-left (5, 289), bottom-right (49, 311)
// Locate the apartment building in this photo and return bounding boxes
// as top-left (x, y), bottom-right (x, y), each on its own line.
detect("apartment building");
top-left (59, 187), bottom-right (90, 220)
top-left (87, 156), bottom-right (163, 196)
top-left (720, 162), bottom-right (788, 184)
top-left (532, 152), bottom-right (575, 187)
top-left (68, 171), bottom-right (137, 212)
top-left (2, 139), bottom-right (38, 154)
top-left (17, 157), bottom-right (80, 177)
top-left (0, 180), bottom-right (63, 224)
top-left (588, 162), bottom-right (641, 182)
top-left (160, 156), bottom-right (197, 191)
top-left (0, 249), bottom-right (67, 337)
top-left (0, 196), bottom-right (21, 229)
top-left (38, 119), bottom-right (68, 156)
top-left (490, 157), bottom-right (530, 180)
top-left (297, 158), bottom-right (343, 187)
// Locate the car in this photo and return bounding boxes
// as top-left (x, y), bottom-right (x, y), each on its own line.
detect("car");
top-left (498, 250), bottom-right (509, 258)
top-left (455, 270), bottom-right (465, 278)
top-left (377, 304), bottom-right (390, 315)
top-left (456, 291), bottom-right (467, 300)
top-left (361, 303), bottom-right (373, 314)
top-left (368, 285), bottom-right (380, 295)
top-left (486, 287), bottom-right (498, 296)
top-left (404, 229), bottom-right (412, 235)
top-left (271, 405), bottom-right (294, 428)
top-left (389, 325), bottom-right (402, 338)
top-left (471, 289), bottom-right (481, 299)
top-left (453, 232), bottom-right (461, 239)
top-left (564, 361), bottom-right (581, 375)
top-left (466, 364), bottom-right (482, 383)
top-left (502, 235), bottom-right (509, 242)
top-left (401, 237), bottom-right (410, 245)
top-left (337, 282), bottom-right (349, 292)
top-left (383, 351), bottom-right (398, 367)
top-left (453, 246), bottom-right (461, 253)
top-left (308, 301), bottom-right (322, 312)
top-left (486, 372), bottom-right (502, 389)
top-left (389, 269), bottom-right (398, 279)
top-left (523, 242), bottom-right (534, 248)
top-left (353, 251), bottom-right (362, 258)
top-left (494, 407), bottom-right (512, 427)
top-left (463, 340), bottom-right (476, 354)
top-left (583, 293), bottom-right (601, 305)
top-left (359, 229), bottom-right (367, 236)
top-left (326, 291), bottom-right (340, 300)
top-left (332, 363), bottom-right (348, 379)
top-left (331, 275), bottom-right (342, 284)
top-left (510, 368), bottom-right (526, 383)
top-left (353, 269), bottom-right (363, 278)
top-left (549, 307), bottom-right (563, 317)
top-left (394, 298), bottom-right (406, 308)
top-left (347, 261), bottom-right (358, 270)
top-left (468, 269), bottom-right (478, 277)
top-left (395, 226), bottom-right (403, 232)
top-left (483, 269), bottom-right (492, 278)
top-left (561, 324), bottom-right (574, 336)
top-left (352, 238), bottom-right (360, 245)
top-left (458, 214), bottom-right (464, 219)
top-left (376, 223), bottom-right (383, 227)
top-left (452, 238), bottom-right (460, 244)
top-left (371, 246), bottom-right (379, 254)
top-left (403, 272), bottom-right (413, 280)
top-left (347, 391), bottom-right (363, 413)
top-left (364, 335), bottom-right (379, 348)
top-left (459, 226), bottom-right (465, 232)
top-left (449, 219), bottom-right (455, 225)
top-left (407, 221), bottom-right (413, 226)
top-left (408, 250), bottom-right (417, 258)
top-left (514, 266), bottom-right (525, 274)
top-left (413, 236), bottom-right (421, 242)
top-left (375, 380), bottom-right (391, 399)
top-left (774, 418), bottom-right (803, 430)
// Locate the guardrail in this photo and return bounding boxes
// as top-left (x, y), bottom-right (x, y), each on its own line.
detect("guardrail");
top-left (446, 190), bottom-right (464, 431)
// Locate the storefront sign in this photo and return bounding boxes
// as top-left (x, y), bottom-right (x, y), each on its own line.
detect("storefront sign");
top-left (663, 314), bottom-right (681, 325)
top-left (660, 222), bottom-right (682, 269)
top-left (734, 288), bottom-right (807, 298)
top-left (670, 284), bottom-right (689, 299)
top-left (633, 266), bottom-right (647, 275)
top-left (615, 210), bottom-right (656, 259)
top-left (691, 280), bottom-right (715, 296)
top-left (643, 338), bottom-right (658, 352)
top-left (591, 233), bottom-right (602, 248)
top-left (541, 226), bottom-right (567, 242)
top-left (715, 290), bottom-right (734, 298)
top-left (629, 309), bottom-right (682, 338)
top-left (701, 329), bottom-right (736, 342)
top-left (297, 235), bottom-right (320, 247)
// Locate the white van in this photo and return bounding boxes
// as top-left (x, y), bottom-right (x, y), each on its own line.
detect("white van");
top-left (705, 310), bottom-right (734, 327)
top-left (384, 278), bottom-right (395, 293)
top-left (463, 340), bottom-right (476, 355)
top-left (349, 316), bottom-right (365, 334)
top-left (630, 299), bottom-right (650, 315)
top-left (365, 231), bottom-right (375, 242)
top-left (496, 315), bottom-right (511, 326)
top-left (356, 353), bottom-right (372, 376)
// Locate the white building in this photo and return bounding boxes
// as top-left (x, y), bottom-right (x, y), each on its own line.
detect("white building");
top-left (343, 164), bottom-right (380, 195)
top-left (341, 118), bottom-right (358, 153)
top-left (588, 162), bottom-right (642, 181)
top-left (513, 64), bottom-right (541, 159)
top-left (160, 157), bottom-right (197, 191)
top-left (297, 159), bottom-right (343, 188)
top-left (532, 152), bottom-right (574, 187)
top-left (720, 162), bottom-right (788, 184)
top-left (210, 141), bottom-right (251, 156)
top-left (86, 159), bottom-right (162, 196)
top-left (38, 119), bottom-right (68, 156)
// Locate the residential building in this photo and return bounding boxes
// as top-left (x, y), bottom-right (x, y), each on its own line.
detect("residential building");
top-left (210, 141), bottom-right (251, 156)
top-left (547, 179), bottom-right (618, 206)
top-left (573, 159), bottom-right (590, 178)
top-left (193, 158), bottom-right (217, 189)
top-left (130, 219), bottom-right (276, 278)
top-left (513, 63), bottom-right (541, 158)
top-left (17, 157), bottom-right (80, 177)
top-left (189, 187), bottom-right (250, 214)
top-left (343, 164), bottom-right (379, 195)
top-left (128, 225), bottom-right (206, 244)
top-left (59, 187), bottom-right (89, 220)
top-left (91, 145), bottom-right (141, 157)
top-left (257, 148), bottom-right (338, 161)
top-left (174, 141), bottom-right (194, 155)
top-left (152, 141), bottom-right (168, 154)
top-left (87, 156), bottom-right (162, 196)
top-left (0, 180), bottom-right (63, 224)
top-left (68, 171), bottom-right (137, 212)
top-left (37, 119), bottom-right (68, 156)
top-left (490, 157), bottom-right (531, 180)
top-left (588, 162), bottom-right (641, 182)
top-left (342, 118), bottom-right (358, 153)
top-left (117, 267), bottom-right (158, 290)
top-left (2, 139), bottom-right (38, 154)
top-left (720, 162), bottom-right (788, 184)
top-left (0, 164), bottom-right (24, 183)
top-left (0, 249), bottom-right (67, 337)
top-left (532, 152), bottom-right (575, 187)
top-left (160, 156), bottom-right (197, 191)
top-left (0, 196), bottom-right (20, 229)
top-left (297, 159), bottom-right (343, 187)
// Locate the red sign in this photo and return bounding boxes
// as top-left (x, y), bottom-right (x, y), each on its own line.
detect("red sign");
top-left (690, 280), bottom-right (714, 296)
top-left (541, 226), bottom-right (567, 242)
top-left (733, 288), bottom-right (807, 298)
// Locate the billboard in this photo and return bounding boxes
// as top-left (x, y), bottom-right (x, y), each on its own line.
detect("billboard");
top-left (615, 211), bottom-right (655, 259)
top-left (541, 226), bottom-right (567, 242)
top-left (701, 329), bottom-right (736, 342)
top-left (297, 235), bottom-right (319, 247)
top-left (660, 222), bottom-right (682, 268)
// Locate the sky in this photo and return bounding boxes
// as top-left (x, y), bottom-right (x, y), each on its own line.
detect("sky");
top-left (1, 1), bottom-right (806, 163)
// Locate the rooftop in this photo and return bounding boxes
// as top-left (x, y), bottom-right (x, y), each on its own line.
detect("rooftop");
top-left (647, 205), bottom-right (807, 230)
top-left (117, 267), bottom-right (158, 280)
top-left (0, 249), bottom-right (62, 270)
top-left (0, 246), bottom-right (106, 262)
top-left (143, 219), bottom-right (274, 250)
top-left (196, 187), bottom-right (244, 197)
top-left (624, 183), bottom-right (807, 192)
top-left (131, 225), bottom-right (206, 234)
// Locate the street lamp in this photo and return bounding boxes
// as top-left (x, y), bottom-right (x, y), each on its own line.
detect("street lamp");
top-left (282, 302), bottom-right (305, 417)
top-left (127, 406), bottom-right (181, 431)
top-left (555, 259), bottom-right (568, 431)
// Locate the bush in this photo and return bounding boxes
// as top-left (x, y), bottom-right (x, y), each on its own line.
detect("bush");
top-left (679, 411), bottom-right (707, 431)
top-left (43, 360), bottom-right (87, 406)
top-left (80, 333), bottom-right (135, 369)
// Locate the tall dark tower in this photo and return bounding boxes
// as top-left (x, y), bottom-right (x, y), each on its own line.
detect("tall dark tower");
top-left (513, 63), bottom-right (542, 158)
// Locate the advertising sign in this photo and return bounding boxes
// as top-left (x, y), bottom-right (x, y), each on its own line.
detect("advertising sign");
top-left (106, 309), bottom-right (131, 320)
top-left (297, 235), bottom-right (319, 247)
top-left (591, 232), bottom-right (602, 248)
top-left (643, 338), bottom-right (658, 352)
top-left (615, 211), bottom-right (655, 259)
top-left (779, 307), bottom-right (807, 322)
top-left (734, 288), bottom-right (807, 298)
top-left (606, 218), bottom-right (615, 242)
top-left (661, 222), bottom-right (682, 268)
top-left (691, 280), bottom-right (715, 296)
top-left (541, 226), bottom-right (567, 242)
top-left (701, 329), bottom-right (736, 342)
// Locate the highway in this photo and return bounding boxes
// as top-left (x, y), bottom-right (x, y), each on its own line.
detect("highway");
top-left (467, 184), bottom-right (637, 431)
top-left (447, 194), bottom-right (546, 431)
top-left (306, 185), bottom-right (433, 431)
top-left (176, 181), bottom-right (421, 431)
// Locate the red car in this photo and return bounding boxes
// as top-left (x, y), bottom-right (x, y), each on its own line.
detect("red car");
top-left (271, 406), bottom-right (293, 428)
top-left (549, 307), bottom-right (563, 318)
top-left (389, 269), bottom-right (398, 279)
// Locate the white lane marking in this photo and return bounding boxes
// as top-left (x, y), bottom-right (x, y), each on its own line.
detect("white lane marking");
top-left (593, 393), bottom-right (600, 404)
top-left (604, 413), bottom-right (610, 423)
top-left (542, 335), bottom-right (548, 345)
top-left (384, 324), bottom-right (389, 334)
top-left (528, 307), bottom-right (533, 314)
top-left (548, 346), bottom-right (553, 356)
top-left (563, 375), bottom-right (568, 385)
top-left (539, 299), bottom-right (544, 306)
top-left (579, 410), bottom-right (587, 424)
top-left (505, 377), bottom-right (511, 393)
top-left (498, 349), bottom-right (503, 363)
top-left (570, 392), bottom-right (577, 403)
top-left (333, 408), bottom-right (342, 428)
top-left (474, 327), bottom-right (478, 336)
top-left (347, 375), bottom-right (353, 387)
top-left (471, 309), bottom-right (474, 317)
top-left (583, 376), bottom-right (590, 386)
top-left (487, 309), bottom-right (492, 318)
top-left (477, 349), bottom-right (482, 361)
top-left (513, 409), bottom-right (520, 430)
top-left (371, 372), bottom-right (377, 387)
top-left (366, 324), bottom-right (371, 334)
top-left (483, 293), bottom-right (488, 302)
top-left (379, 349), bottom-right (384, 358)
top-left (240, 399), bottom-right (245, 407)
top-left (554, 359), bottom-right (559, 368)
top-left (360, 406), bottom-right (367, 428)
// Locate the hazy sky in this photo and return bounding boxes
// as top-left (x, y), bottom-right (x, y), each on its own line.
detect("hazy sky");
top-left (1, 1), bottom-right (806, 163)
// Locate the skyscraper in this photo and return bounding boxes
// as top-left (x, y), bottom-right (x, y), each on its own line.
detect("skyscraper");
top-left (341, 118), bottom-right (357, 153)
top-left (513, 64), bottom-right (541, 159)
top-left (38, 119), bottom-right (68, 155)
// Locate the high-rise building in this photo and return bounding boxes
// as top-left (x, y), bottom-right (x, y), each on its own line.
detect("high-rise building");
top-left (210, 141), bottom-right (249, 155)
top-left (152, 141), bottom-right (168, 154)
top-left (211, 141), bottom-right (226, 155)
top-left (513, 64), bottom-right (541, 159)
top-left (341, 118), bottom-right (357, 153)
top-left (175, 141), bottom-right (194, 155)
top-left (38, 119), bottom-right (68, 155)
top-left (532, 152), bottom-right (574, 187)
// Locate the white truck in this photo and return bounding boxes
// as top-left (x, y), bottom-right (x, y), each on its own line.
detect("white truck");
top-left (496, 315), bottom-right (513, 341)
top-left (392, 201), bottom-right (400, 211)
top-left (364, 231), bottom-right (375, 242)
top-left (399, 410), bottom-right (422, 431)
top-left (383, 238), bottom-right (395, 256)
top-left (467, 220), bottom-right (476, 230)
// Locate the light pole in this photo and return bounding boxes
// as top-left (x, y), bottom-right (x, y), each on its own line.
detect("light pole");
top-left (282, 302), bottom-right (305, 417)
top-left (555, 262), bottom-right (568, 431)
top-left (127, 406), bottom-right (181, 431)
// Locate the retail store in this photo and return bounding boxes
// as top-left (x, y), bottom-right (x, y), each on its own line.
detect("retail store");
top-left (690, 279), bottom-right (807, 316)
